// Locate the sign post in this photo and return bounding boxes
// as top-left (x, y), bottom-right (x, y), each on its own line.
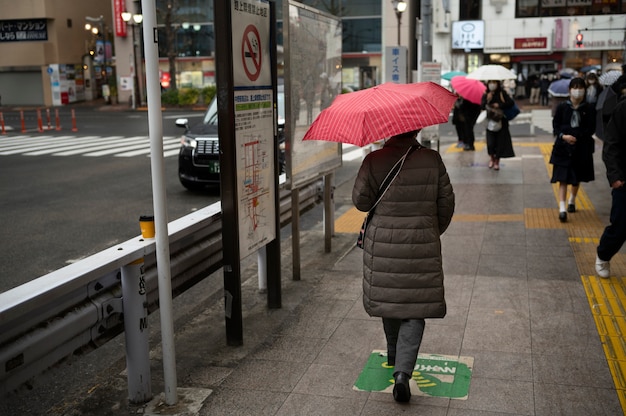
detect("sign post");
top-left (214, 0), bottom-right (281, 346)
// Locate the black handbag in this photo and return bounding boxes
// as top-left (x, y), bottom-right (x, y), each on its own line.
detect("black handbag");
top-left (357, 144), bottom-right (419, 249)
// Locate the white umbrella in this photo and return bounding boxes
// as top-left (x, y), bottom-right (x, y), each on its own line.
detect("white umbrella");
top-left (600, 70), bottom-right (622, 87)
top-left (467, 64), bottom-right (517, 81)
top-left (604, 62), bottom-right (623, 73)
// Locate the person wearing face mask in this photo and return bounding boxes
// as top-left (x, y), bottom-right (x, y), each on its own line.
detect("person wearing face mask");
top-left (585, 72), bottom-right (602, 105)
top-left (481, 79), bottom-right (516, 170)
top-left (549, 77), bottom-right (597, 222)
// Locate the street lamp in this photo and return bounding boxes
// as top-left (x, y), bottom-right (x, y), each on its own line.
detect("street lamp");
top-left (392, 0), bottom-right (407, 46)
top-left (121, 12), bottom-right (144, 109)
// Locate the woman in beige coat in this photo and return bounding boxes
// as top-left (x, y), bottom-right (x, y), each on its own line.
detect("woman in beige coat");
top-left (352, 130), bottom-right (455, 403)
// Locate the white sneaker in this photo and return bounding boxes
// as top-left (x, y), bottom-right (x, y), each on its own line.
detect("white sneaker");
top-left (596, 256), bottom-right (610, 279)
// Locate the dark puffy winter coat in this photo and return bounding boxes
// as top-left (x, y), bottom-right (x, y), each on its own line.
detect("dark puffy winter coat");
top-left (352, 136), bottom-right (455, 320)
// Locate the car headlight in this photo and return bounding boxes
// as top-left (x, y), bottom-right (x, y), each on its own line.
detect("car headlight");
top-left (180, 136), bottom-right (197, 149)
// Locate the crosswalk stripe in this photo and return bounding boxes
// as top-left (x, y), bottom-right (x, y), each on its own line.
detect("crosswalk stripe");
top-left (0, 135), bottom-right (180, 158)
top-left (1, 135), bottom-right (364, 161)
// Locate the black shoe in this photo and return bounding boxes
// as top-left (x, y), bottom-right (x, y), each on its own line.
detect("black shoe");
top-left (559, 211), bottom-right (567, 222)
top-left (393, 372), bottom-right (411, 402)
top-left (567, 203), bottom-right (575, 213)
top-left (463, 144), bottom-right (475, 151)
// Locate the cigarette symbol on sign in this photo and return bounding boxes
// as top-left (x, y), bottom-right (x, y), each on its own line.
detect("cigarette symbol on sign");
top-left (242, 24), bottom-right (262, 81)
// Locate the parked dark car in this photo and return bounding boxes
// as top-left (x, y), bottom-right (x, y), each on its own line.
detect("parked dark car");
top-left (175, 86), bottom-right (285, 190)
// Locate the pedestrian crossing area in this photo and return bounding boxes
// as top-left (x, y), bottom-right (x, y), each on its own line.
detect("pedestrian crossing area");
top-left (0, 134), bottom-right (182, 158)
top-left (0, 134), bottom-right (366, 161)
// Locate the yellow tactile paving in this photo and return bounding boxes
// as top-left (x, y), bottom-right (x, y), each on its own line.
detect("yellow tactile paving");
top-left (335, 206), bottom-right (366, 233)
top-left (336, 141), bottom-right (626, 411)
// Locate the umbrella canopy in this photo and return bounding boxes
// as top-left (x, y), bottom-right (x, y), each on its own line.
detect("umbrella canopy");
top-left (450, 76), bottom-right (486, 105)
top-left (467, 64), bottom-right (516, 81)
top-left (604, 62), bottom-right (623, 72)
top-left (548, 78), bottom-right (571, 97)
top-left (600, 70), bottom-right (622, 86)
top-left (442, 70), bottom-right (467, 81)
top-left (559, 68), bottom-right (577, 78)
top-left (302, 82), bottom-right (457, 147)
top-left (581, 64), bottom-right (601, 73)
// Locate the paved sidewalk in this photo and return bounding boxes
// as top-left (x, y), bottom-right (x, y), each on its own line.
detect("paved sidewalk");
top-left (3, 113), bottom-right (625, 415)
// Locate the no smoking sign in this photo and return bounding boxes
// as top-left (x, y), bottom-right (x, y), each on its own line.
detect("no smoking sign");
top-left (241, 25), bottom-right (262, 82)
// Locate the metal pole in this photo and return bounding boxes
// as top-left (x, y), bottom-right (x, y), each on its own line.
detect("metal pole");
top-left (141, 0), bottom-right (178, 406)
top-left (129, 25), bottom-right (136, 110)
top-left (396, 12), bottom-right (402, 45)
top-left (420, 0), bottom-right (432, 62)
top-left (257, 247), bottom-right (267, 293)
top-left (121, 258), bottom-right (152, 404)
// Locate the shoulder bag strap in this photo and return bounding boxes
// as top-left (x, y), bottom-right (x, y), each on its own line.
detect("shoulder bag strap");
top-left (371, 144), bottom-right (420, 210)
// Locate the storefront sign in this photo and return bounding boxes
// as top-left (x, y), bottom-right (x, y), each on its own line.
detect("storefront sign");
top-left (452, 20), bottom-right (484, 50)
top-left (514, 37), bottom-right (547, 49)
top-left (0, 19), bottom-right (47, 42)
top-left (114, 0), bottom-right (127, 38)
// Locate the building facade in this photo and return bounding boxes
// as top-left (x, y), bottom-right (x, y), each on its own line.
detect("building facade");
top-left (0, 0), bottom-right (624, 106)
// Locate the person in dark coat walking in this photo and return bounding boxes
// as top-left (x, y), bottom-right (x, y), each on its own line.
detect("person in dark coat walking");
top-left (481, 80), bottom-right (515, 170)
top-left (352, 130), bottom-right (455, 403)
top-left (549, 77), bottom-right (596, 222)
top-left (596, 94), bottom-right (626, 278)
top-left (540, 74), bottom-right (551, 106)
top-left (452, 96), bottom-right (482, 151)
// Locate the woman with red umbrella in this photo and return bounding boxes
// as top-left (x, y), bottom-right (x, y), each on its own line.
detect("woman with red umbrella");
top-left (450, 76), bottom-right (486, 151)
top-left (352, 129), bottom-right (455, 402)
top-left (481, 79), bottom-right (516, 170)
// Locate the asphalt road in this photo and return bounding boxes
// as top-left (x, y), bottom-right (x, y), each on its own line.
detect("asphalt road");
top-left (0, 106), bottom-right (217, 292)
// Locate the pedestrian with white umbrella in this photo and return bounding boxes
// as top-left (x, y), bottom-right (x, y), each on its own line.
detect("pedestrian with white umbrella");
top-left (467, 65), bottom-right (517, 170)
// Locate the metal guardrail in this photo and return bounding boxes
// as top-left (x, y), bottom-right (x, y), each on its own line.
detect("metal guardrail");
top-left (0, 181), bottom-right (322, 394)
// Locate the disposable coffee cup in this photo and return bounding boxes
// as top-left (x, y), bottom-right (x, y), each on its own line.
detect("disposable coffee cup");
top-left (139, 215), bottom-right (155, 238)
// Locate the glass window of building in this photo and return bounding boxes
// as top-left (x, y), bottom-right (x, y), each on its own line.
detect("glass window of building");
top-left (516, 0), bottom-right (624, 17)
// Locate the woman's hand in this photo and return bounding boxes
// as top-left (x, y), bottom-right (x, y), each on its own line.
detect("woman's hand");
top-left (562, 134), bottom-right (576, 144)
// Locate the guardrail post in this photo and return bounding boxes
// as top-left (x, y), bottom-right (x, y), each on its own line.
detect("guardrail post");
top-left (121, 258), bottom-right (152, 404)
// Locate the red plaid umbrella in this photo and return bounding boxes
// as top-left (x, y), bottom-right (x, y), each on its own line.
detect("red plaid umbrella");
top-left (302, 82), bottom-right (457, 147)
top-left (450, 76), bottom-right (486, 105)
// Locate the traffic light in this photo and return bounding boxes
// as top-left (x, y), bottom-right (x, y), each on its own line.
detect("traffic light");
top-left (576, 32), bottom-right (584, 47)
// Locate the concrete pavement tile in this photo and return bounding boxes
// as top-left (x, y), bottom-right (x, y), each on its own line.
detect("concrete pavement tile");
top-left (313, 319), bottom-right (382, 367)
top-left (461, 350), bottom-right (532, 382)
top-left (528, 279), bottom-right (589, 314)
top-left (444, 220), bottom-right (486, 236)
top-left (483, 220), bottom-right (527, 240)
top-left (311, 276), bottom-right (362, 303)
top-left (532, 353), bottom-right (615, 388)
top-left (470, 275), bottom-right (530, 313)
top-left (419, 323), bottom-right (464, 357)
top-left (443, 274), bottom-right (475, 308)
top-left (299, 297), bottom-right (357, 319)
top-left (477, 254), bottom-right (528, 279)
top-left (527, 244), bottom-right (573, 257)
top-left (362, 398), bottom-right (449, 415)
top-left (480, 242), bottom-right (528, 257)
top-left (463, 307), bottom-right (531, 354)
top-left (448, 377), bottom-right (534, 415)
top-left (198, 387), bottom-right (288, 415)
top-left (292, 363), bottom-right (364, 398)
top-left (251, 335), bottom-right (327, 363)
top-left (530, 310), bottom-right (605, 358)
top-left (345, 297), bottom-right (372, 320)
top-left (220, 359), bottom-right (309, 392)
top-left (278, 314), bottom-right (343, 339)
top-left (275, 393), bottom-right (367, 416)
top-left (526, 254), bottom-right (580, 280)
top-left (447, 409), bottom-right (528, 416)
top-left (533, 383), bottom-right (622, 416)
top-left (442, 240), bottom-right (481, 276)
